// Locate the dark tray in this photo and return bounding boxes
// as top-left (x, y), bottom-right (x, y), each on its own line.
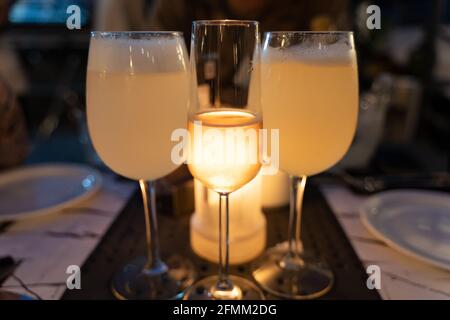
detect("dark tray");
top-left (62, 184), bottom-right (380, 300)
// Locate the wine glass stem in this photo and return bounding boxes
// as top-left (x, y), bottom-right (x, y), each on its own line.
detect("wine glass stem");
top-left (217, 193), bottom-right (232, 290)
top-left (287, 175), bottom-right (307, 261)
top-left (139, 180), bottom-right (165, 272)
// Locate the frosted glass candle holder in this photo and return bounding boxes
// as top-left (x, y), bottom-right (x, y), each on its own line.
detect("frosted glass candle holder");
top-left (190, 175), bottom-right (266, 264)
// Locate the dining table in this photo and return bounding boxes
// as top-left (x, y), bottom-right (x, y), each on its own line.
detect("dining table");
top-left (0, 131), bottom-right (448, 300)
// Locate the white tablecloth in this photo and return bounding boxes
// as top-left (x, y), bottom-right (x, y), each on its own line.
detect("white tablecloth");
top-left (0, 174), bottom-right (135, 300)
top-left (321, 185), bottom-right (450, 300)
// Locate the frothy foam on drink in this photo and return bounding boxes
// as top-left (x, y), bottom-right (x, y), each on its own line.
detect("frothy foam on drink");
top-left (262, 39), bottom-right (354, 64)
top-left (88, 36), bottom-right (187, 73)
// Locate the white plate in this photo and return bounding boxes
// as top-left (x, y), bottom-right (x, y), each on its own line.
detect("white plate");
top-left (0, 163), bottom-right (102, 221)
top-left (360, 190), bottom-right (450, 271)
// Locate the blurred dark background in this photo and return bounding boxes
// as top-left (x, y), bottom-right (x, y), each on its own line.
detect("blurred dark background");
top-left (0, 0), bottom-right (448, 174)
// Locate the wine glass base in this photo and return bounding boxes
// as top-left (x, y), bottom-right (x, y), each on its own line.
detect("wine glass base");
top-left (111, 256), bottom-right (195, 300)
top-left (252, 246), bottom-right (333, 300)
top-left (183, 275), bottom-right (265, 300)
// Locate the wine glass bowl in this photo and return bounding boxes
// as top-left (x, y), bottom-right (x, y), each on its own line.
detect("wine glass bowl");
top-left (261, 32), bottom-right (358, 177)
top-left (187, 108), bottom-right (263, 194)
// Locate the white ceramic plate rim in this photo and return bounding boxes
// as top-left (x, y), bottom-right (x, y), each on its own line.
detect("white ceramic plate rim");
top-left (0, 163), bottom-right (102, 222)
top-left (360, 189), bottom-right (450, 271)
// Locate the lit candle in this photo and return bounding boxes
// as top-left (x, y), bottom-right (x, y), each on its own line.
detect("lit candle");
top-left (190, 174), bottom-right (266, 264)
top-left (262, 170), bottom-right (290, 208)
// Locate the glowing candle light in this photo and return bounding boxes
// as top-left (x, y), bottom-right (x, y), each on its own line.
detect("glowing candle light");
top-left (191, 174), bottom-right (266, 264)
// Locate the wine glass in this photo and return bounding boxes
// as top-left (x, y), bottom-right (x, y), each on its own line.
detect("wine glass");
top-left (183, 20), bottom-right (264, 300)
top-left (86, 32), bottom-right (195, 299)
top-left (252, 32), bottom-right (358, 299)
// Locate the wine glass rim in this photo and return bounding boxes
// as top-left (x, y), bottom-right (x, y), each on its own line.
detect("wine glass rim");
top-left (193, 19), bottom-right (259, 26)
top-left (265, 31), bottom-right (353, 35)
top-left (90, 31), bottom-right (183, 37)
